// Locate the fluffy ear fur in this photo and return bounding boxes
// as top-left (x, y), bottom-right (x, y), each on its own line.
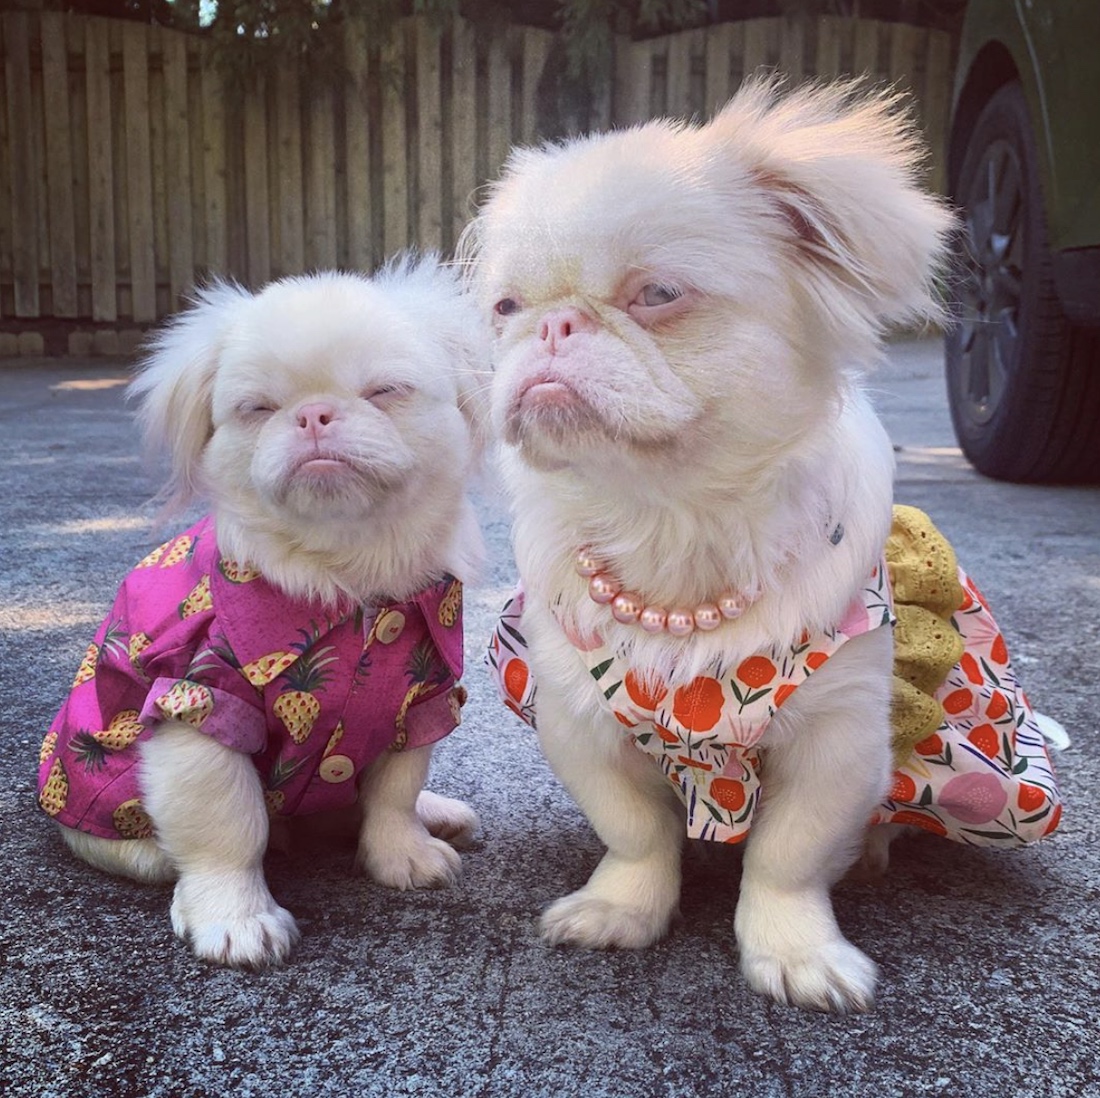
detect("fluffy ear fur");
top-left (128, 280), bottom-right (251, 511)
top-left (374, 254), bottom-right (493, 457)
top-left (706, 78), bottom-right (955, 336)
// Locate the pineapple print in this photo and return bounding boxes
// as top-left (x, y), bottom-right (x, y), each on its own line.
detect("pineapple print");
top-left (129, 631), bottom-right (152, 677)
top-left (437, 580), bottom-right (462, 627)
top-left (179, 574), bottom-right (212, 619)
top-left (39, 730), bottom-right (58, 766)
top-left (135, 540), bottom-right (170, 568)
top-left (39, 758), bottom-right (69, 817)
top-left (72, 642), bottom-right (99, 688)
top-left (263, 755), bottom-right (309, 816)
top-left (73, 620), bottom-right (127, 687)
top-left (69, 710), bottom-right (145, 771)
top-left (113, 798), bottom-right (153, 839)
top-left (155, 680), bottom-right (215, 727)
top-left (272, 632), bottom-right (338, 744)
top-left (392, 639), bottom-right (448, 751)
top-left (219, 557), bottom-right (262, 584)
top-left (160, 534), bottom-right (195, 568)
top-left (242, 650), bottom-right (297, 688)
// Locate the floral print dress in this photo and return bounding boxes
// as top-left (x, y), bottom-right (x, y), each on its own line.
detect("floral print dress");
top-left (488, 532), bottom-right (1062, 848)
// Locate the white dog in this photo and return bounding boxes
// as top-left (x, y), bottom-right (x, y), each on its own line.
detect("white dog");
top-left (38, 259), bottom-right (488, 968)
top-left (465, 81), bottom-right (957, 1012)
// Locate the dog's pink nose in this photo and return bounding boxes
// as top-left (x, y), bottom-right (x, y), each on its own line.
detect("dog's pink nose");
top-left (538, 307), bottom-right (596, 354)
top-left (295, 402), bottom-right (339, 437)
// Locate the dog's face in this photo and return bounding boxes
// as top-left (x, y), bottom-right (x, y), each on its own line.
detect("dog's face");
top-left (467, 82), bottom-right (952, 478)
top-left (201, 278), bottom-right (470, 525)
top-left (131, 262), bottom-right (488, 595)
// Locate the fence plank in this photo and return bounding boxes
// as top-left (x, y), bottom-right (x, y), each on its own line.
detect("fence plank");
top-left (704, 22), bottom-right (732, 116)
top-left (84, 17), bottom-right (115, 320)
top-left (162, 28), bottom-right (194, 306)
top-left (40, 13), bottom-right (78, 317)
top-left (612, 37), bottom-right (651, 128)
top-left (306, 78), bottom-right (337, 269)
top-left (666, 30), bottom-right (692, 120)
top-left (244, 73), bottom-right (271, 284)
top-left (274, 66), bottom-right (304, 276)
top-left (451, 16), bottom-right (477, 239)
top-left (4, 12), bottom-right (39, 316)
top-left (201, 57), bottom-right (228, 276)
top-left (742, 18), bottom-right (772, 79)
top-left (815, 16), bottom-right (843, 79)
top-left (520, 28), bottom-right (550, 144)
top-left (923, 30), bottom-right (952, 193)
top-left (416, 19), bottom-right (444, 253)
top-left (487, 31), bottom-right (511, 180)
top-left (381, 25), bottom-right (409, 255)
top-left (853, 17), bottom-right (880, 83)
top-left (344, 20), bottom-right (372, 271)
top-left (778, 18), bottom-right (805, 84)
top-left (121, 21), bottom-right (156, 321)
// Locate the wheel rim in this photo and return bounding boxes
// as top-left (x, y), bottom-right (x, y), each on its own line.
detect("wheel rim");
top-left (955, 137), bottom-right (1025, 426)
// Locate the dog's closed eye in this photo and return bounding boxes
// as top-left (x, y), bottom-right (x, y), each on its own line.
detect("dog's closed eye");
top-left (362, 384), bottom-right (411, 407)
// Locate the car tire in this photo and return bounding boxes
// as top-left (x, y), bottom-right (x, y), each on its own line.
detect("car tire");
top-left (945, 80), bottom-right (1100, 483)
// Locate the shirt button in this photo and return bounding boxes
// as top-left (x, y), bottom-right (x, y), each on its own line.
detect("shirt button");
top-left (318, 754), bottom-right (354, 783)
top-left (375, 609), bottom-right (405, 644)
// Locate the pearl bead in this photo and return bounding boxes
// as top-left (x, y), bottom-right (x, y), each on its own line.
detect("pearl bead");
top-left (575, 550), bottom-right (602, 578)
top-left (588, 573), bottom-right (621, 604)
top-left (694, 604), bottom-right (722, 631)
top-left (611, 592), bottom-right (644, 624)
top-left (718, 592), bottom-right (747, 619)
top-left (639, 606), bottom-right (668, 633)
top-left (666, 609), bottom-right (696, 637)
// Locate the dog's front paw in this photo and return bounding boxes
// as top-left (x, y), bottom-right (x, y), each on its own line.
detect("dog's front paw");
top-left (736, 886), bottom-right (877, 1012)
top-left (360, 823), bottom-right (462, 890)
top-left (540, 889), bottom-right (674, 950)
top-left (416, 790), bottom-right (479, 848)
top-left (171, 870), bottom-right (300, 969)
top-left (740, 937), bottom-right (878, 1014)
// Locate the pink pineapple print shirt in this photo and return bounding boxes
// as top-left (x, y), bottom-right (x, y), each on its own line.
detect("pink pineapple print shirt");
top-left (38, 515), bottom-right (465, 841)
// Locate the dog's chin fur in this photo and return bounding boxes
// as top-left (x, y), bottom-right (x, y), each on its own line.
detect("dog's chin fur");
top-left (466, 79), bottom-right (954, 1011)
top-left (58, 257), bottom-right (489, 970)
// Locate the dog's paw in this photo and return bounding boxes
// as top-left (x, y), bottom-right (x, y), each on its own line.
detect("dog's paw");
top-left (540, 889), bottom-right (673, 950)
top-left (170, 871), bottom-right (300, 969)
top-left (740, 937), bottom-right (878, 1014)
top-left (416, 790), bottom-right (479, 848)
top-left (361, 827), bottom-right (462, 890)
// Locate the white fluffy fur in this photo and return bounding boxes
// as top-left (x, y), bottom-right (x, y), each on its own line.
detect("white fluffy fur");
top-left (465, 80), bottom-right (954, 1012)
top-left (61, 258), bottom-right (487, 968)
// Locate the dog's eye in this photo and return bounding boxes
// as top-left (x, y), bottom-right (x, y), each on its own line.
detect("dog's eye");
top-left (363, 385), bottom-right (405, 404)
top-left (239, 402), bottom-right (275, 418)
top-left (636, 283), bottom-right (683, 308)
top-left (494, 298), bottom-right (520, 318)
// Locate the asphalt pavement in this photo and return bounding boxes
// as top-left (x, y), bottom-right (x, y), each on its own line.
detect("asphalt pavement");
top-left (1, 337), bottom-right (1098, 1098)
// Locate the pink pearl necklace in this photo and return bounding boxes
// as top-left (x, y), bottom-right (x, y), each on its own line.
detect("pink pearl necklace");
top-left (574, 547), bottom-right (759, 637)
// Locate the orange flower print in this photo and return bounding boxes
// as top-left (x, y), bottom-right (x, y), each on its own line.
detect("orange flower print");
top-left (709, 777), bottom-right (746, 812)
top-left (804, 652), bottom-right (829, 671)
top-left (1017, 784), bottom-right (1047, 812)
top-left (503, 658), bottom-right (529, 703)
top-left (624, 669), bottom-right (668, 711)
top-left (890, 810), bottom-right (947, 837)
top-left (990, 634), bottom-right (1008, 665)
top-left (889, 772), bottom-right (917, 803)
top-left (914, 732), bottom-right (944, 756)
top-left (773, 683), bottom-right (798, 708)
top-left (1044, 803), bottom-right (1063, 836)
top-left (985, 690), bottom-right (1010, 720)
top-left (959, 653), bottom-right (984, 685)
top-left (942, 687), bottom-right (975, 716)
top-left (672, 676), bottom-right (725, 732)
top-left (654, 725), bottom-right (680, 745)
top-left (736, 656), bottom-right (777, 688)
top-left (966, 723), bottom-right (1000, 758)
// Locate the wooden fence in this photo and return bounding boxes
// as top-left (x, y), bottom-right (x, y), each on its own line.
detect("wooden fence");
top-left (0, 11), bottom-right (953, 328)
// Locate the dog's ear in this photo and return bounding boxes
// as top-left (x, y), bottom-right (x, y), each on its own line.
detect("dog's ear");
top-left (709, 79), bottom-right (955, 335)
top-left (129, 280), bottom-right (250, 510)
